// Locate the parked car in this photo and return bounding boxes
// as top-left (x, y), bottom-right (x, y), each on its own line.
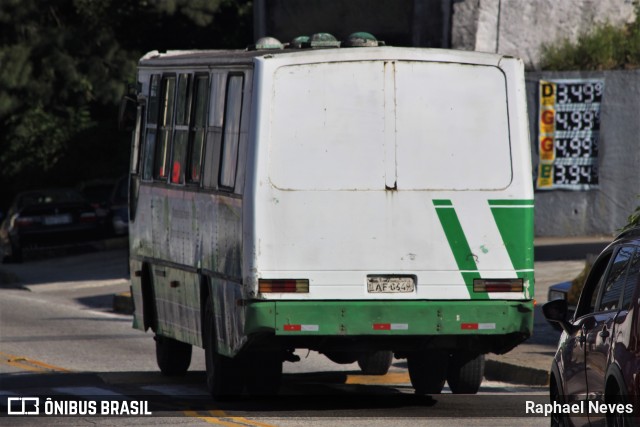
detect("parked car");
top-left (0, 188), bottom-right (99, 262)
top-left (78, 177), bottom-right (129, 237)
top-left (78, 179), bottom-right (116, 232)
top-left (543, 228), bottom-right (640, 427)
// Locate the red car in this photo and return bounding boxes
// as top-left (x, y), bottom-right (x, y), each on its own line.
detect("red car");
top-left (543, 229), bottom-right (640, 427)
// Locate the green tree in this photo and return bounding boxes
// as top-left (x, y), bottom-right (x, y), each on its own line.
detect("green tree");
top-left (0, 0), bottom-right (252, 210)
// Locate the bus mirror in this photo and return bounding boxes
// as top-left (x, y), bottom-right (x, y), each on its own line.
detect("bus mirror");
top-left (118, 95), bottom-right (137, 132)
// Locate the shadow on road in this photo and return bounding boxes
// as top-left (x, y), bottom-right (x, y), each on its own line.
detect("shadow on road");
top-left (1, 369), bottom-right (550, 418)
top-left (0, 239), bottom-right (128, 288)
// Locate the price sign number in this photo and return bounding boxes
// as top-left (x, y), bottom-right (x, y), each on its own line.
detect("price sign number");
top-left (556, 82), bottom-right (604, 104)
top-left (555, 110), bottom-right (600, 131)
top-left (553, 164), bottom-right (598, 186)
top-left (537, 78), bottom-right (603, 190)
top-left (555, 136), bottom-right (599, 158)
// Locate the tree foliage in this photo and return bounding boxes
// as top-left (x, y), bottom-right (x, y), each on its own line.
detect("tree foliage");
top-left (0, 0), bottom-right (252, 209)
top-left (540, 11), bottom-right (640, 70)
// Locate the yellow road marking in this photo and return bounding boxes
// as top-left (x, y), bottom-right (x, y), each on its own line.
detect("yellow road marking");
top-left (0, 351), bottom-right (70, 373)
top-left (229, 417), bottom-right (278, 427)
top-left (346, 372), bottom-right (410, 385)
top-left (183, 410), bottom-right (278, 427)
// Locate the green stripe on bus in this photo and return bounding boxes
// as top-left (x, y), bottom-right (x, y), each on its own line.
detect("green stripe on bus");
top-left (488, 199), bottom-right (534, 206)
top-left (489, 202), bottom-right (535, 273)
top-left (433, 200), bottom-right (487, 299)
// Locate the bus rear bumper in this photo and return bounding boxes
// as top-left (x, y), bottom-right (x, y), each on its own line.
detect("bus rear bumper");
top-left (245, 300), bottom-right (533, 338)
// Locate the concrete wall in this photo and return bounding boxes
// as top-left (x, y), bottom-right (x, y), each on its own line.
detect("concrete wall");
top-left (527, 70), bottom-right (640, 236)
top-left (452, 0), bottom-right (636, 69)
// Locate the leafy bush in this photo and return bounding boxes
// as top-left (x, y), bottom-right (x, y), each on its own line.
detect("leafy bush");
top-left (541, 15), bottom-right (640, 70)
top-left (619, 199), bottom-right (640, 234)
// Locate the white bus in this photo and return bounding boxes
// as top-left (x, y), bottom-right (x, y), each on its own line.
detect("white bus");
top-left (121, 33), bottom-right (534, 398)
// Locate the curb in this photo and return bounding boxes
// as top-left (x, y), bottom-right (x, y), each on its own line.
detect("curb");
top-left (113, 291), bottom-right (134, 315)
top-left (484, 359), bottom-right (549, 386)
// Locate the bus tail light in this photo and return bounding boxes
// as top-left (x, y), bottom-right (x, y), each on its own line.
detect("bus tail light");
top-left (473, 278), bottom-right (523, 293)
top-left (259, 279), bottom-right (309, 293)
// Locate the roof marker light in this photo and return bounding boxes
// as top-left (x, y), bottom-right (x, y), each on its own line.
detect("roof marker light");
top-left (248, 36), bottom-right (284, 51)
top-left (288, 35), bottom-right (310, 49)
top-left (343, 32), bottom-right (382, 47)
top-left (306, 33), bottom-right (341, 48)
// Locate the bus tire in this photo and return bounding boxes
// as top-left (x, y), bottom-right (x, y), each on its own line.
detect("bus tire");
top-left (155, 335), bottom-right (192, 376)
top-left (407, 350), bottom-right (447, 394)
top-left (446, 352), bottom-right (484, 394)
top-left (245, 350), bottom-right (283, 396)
top-left (357, 351), bottom-right (393, 375)
top-left (203, 297), bottom-right (244, 399)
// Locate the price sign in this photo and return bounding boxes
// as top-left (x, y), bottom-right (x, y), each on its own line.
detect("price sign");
top-left (537, 79), bottom-right (603, 190)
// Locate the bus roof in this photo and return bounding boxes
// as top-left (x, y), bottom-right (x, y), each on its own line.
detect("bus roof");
top-left (138, 46), bottom-right (515, 69)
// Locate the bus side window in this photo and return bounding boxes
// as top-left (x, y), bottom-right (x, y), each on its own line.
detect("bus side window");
top-left (142, 74), bottom-right (160, 181)
top-left (130, 103), bottom-right (145, 175)
top-left (203, 73), bottom-right (226, 189)
top-left (187, 74), bottom-right (210, 184)
top-left (171, 73), bottom-right (191, 184)
top-left (219, 74), bottom-right (245, 190)
top-left (155, 75), bottom-right (176, 180)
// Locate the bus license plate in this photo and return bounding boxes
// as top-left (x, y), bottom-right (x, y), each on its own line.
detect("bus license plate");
top-left (367, 276), bottom-right (415, 293)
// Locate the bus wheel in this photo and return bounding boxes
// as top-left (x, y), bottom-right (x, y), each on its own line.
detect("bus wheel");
top-left (155, 335), bottom-right (192, 376)
top-left (245, 350), bottom-right (283, 396)
top-left (446, 352), bottom-right (484, 394)
top-left (407, 350), bottom-right (447, 394)
top-left (203, 297), bottom-right (244, 399)
top-left (357, 351), bottom-right (393, 375)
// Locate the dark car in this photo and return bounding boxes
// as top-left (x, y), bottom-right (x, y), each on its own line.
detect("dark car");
top-left (0, 188), bottom-right (99, 262)
top-left (543, 229), bottom-right (640, 427)
top-left (78, 179), bottom-right (116, 232)
top-left (78, 177), bottom-right (129, 237)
